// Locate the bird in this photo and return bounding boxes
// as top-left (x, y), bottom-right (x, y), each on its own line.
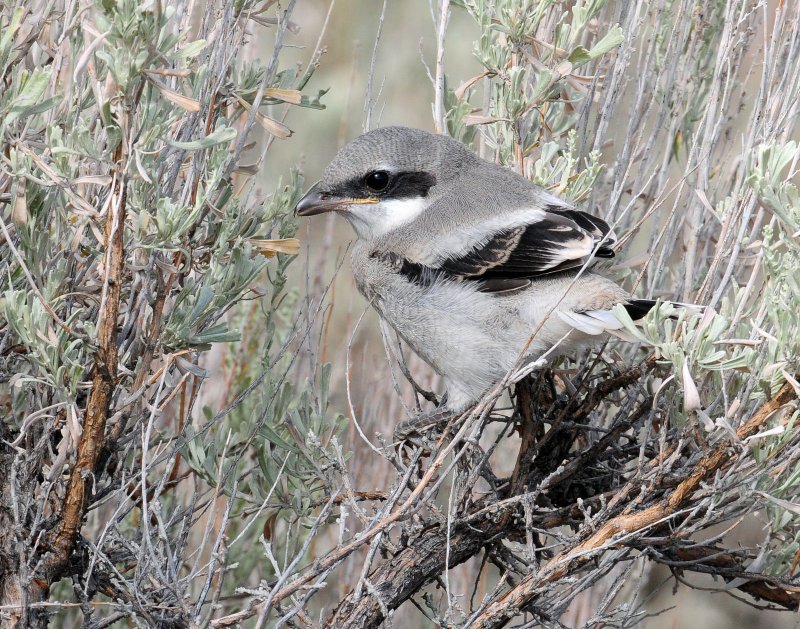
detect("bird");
top-left (296, 126), bottom-right (662, 416)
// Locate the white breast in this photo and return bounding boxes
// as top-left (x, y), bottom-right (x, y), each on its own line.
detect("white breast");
top-left (350, 242), bottom-right (633, 411)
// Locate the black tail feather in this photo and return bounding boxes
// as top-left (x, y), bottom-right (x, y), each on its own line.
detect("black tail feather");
top-left (623, 299), bottom-right (658, 321)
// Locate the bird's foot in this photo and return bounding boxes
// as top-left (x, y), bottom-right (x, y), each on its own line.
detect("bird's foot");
top-left (394, 406), bottom-right (454, 443)
top-left (510, 357), bottom-right (548, 384)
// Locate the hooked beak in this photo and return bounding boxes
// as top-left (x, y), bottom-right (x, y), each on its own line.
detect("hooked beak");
top-left (295, 183), bottom-right (378, 217)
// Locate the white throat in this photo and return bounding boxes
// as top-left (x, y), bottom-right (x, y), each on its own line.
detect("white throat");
top-left (344, 196), bottom-right (429, 239)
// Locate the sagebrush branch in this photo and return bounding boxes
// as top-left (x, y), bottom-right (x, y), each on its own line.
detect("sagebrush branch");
top-left (470, 381), bottom-right (798, 628)
top-left (44, 170), bottom-right (128, 579)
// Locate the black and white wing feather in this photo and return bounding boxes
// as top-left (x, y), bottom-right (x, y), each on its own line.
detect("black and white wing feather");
top-left (383, 205), bottom-right (615, 293)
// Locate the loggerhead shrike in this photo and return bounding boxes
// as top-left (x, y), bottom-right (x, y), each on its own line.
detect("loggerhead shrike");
top-left (296, 126), bottom-right (660, 414)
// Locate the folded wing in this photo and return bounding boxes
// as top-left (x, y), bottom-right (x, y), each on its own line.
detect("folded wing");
top-left (383, 205), bottom-right (616, 293)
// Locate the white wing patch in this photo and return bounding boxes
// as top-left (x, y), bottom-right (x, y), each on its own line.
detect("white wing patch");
top-left (545, 235), bottom-right (596, 266)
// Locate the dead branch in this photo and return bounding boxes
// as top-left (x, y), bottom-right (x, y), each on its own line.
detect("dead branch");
top-left (46, 171), bottom-right (128, 577)
top-left (469, 382), bottom-right (798, 628)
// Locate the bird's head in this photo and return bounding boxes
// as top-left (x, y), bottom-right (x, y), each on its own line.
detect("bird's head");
top-left (295, 126), bottom-right (475, 239)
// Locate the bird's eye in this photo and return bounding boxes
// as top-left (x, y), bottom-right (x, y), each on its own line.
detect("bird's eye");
top-left (364, 170), bottom-right (390, 192)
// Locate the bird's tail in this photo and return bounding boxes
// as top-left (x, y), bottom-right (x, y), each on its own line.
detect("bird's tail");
top-left (623, 298), bottom-right (704, 321)
top-left (557, 299), bottom-right (704, 341)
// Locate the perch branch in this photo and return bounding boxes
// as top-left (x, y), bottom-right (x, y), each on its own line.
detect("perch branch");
top-left (469, 381), bottom-right (798, 628)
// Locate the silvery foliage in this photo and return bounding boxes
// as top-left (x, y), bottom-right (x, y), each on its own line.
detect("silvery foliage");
top-left (0, 0), bottom-right (344, 625)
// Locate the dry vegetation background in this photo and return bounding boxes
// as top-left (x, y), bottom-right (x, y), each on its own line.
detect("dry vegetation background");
top-left (2, 0), bottom-right (800, 627)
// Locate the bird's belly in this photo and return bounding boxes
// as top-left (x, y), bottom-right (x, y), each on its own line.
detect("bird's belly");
top-left (350, 246), bottom-right (609, 409)
top-left (361, 274), bottom-right (534, 406)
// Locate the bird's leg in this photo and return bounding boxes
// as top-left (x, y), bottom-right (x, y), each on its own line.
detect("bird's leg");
top-left (394, 393), bottom-right (453, 441)
top-left (543, 368), bottom-right (558, 404)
